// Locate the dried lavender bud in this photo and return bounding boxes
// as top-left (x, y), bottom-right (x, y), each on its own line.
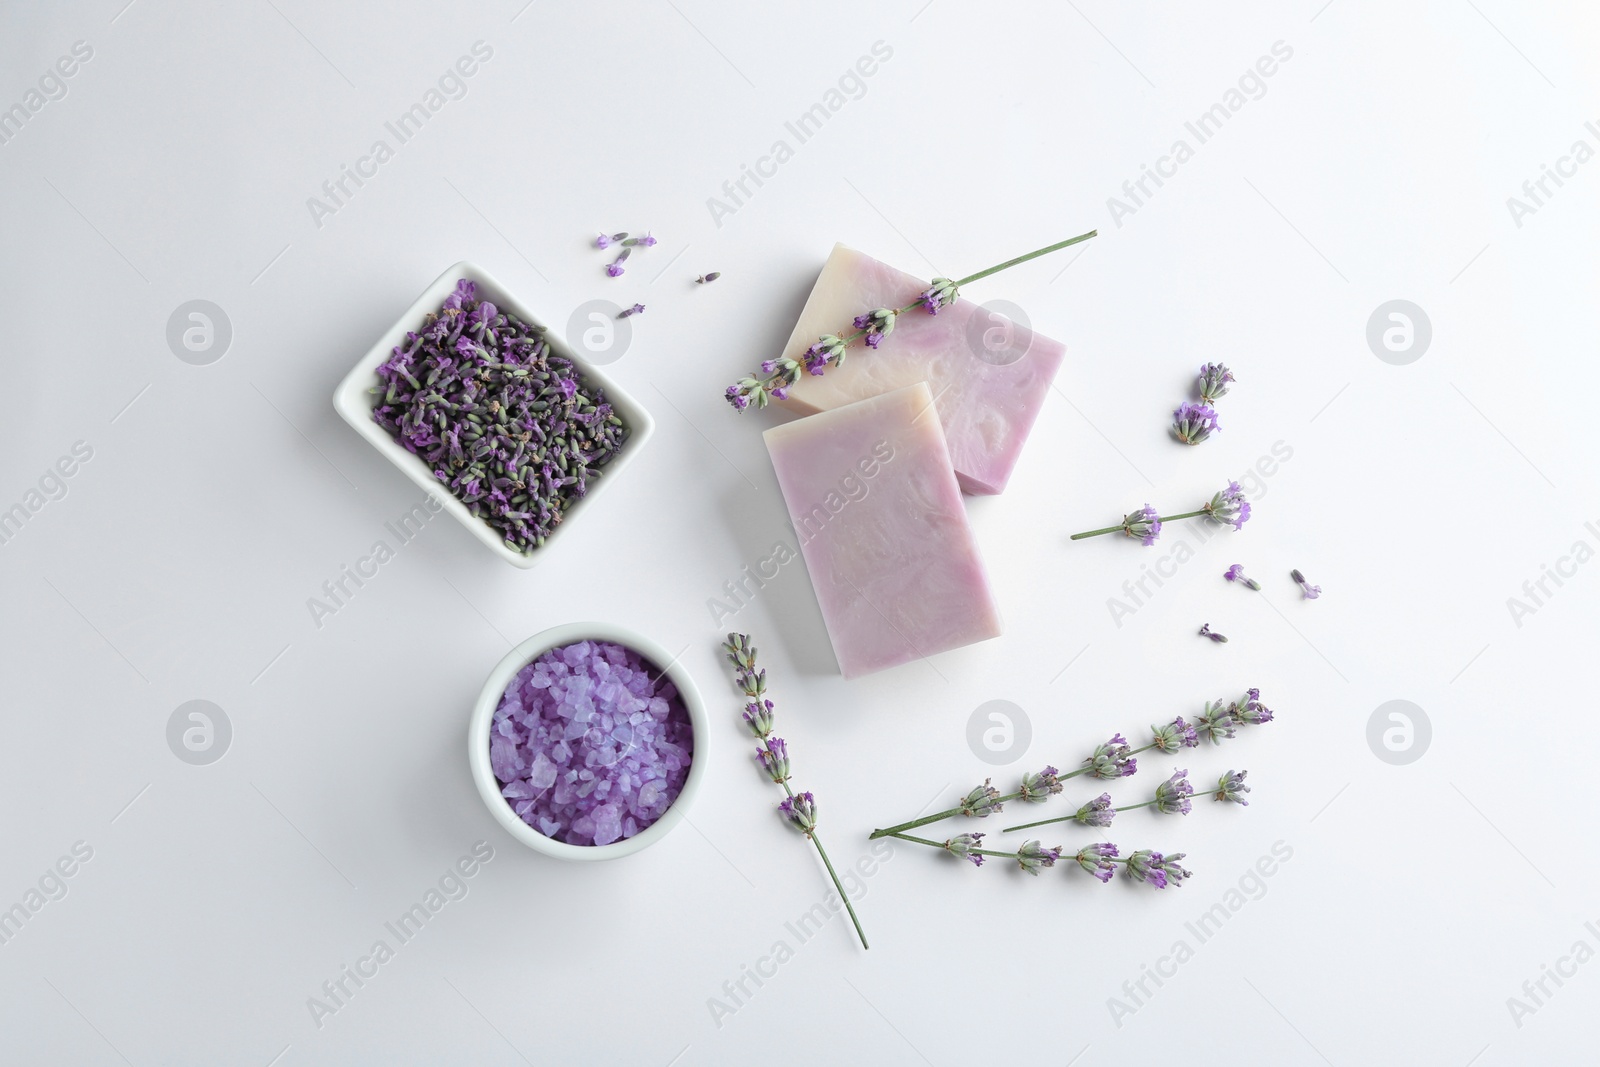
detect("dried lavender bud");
top-left (595, 231), bottom-right (628, 249)
top-left (1197, 362), bottom-right (1235, 403)
top-left (1019, 766), bottom-right (1063, 803)
top-left (1153, 769), bottom-right (1195, 815)
top-left (1203, 482), bottom-right (1252, 530)
top-left (1214, 770), bottom-right (1251, 806)
top-left (959, 780), bottom-right (1004, 818)
top-left (779, 791), bottom-right (817, 833)
top-left (1291, 568), bottom-right (1322, 600)
top-left (943, 833), bottom-right (986, 867)
top-left (1074, 794), bottom-right (1115, 828)
top-left (1224, 564), bottom-right (1261, 590)
top-left (757, 737), bottom-right (790, 783)
top-left (1073, 843), bottom-right (1118, 883)
top-left (920, 277), bottom-right (959, 315)
top-left (742, 699), bottom-right (775, 738)
top-left (1121, 505), bottom-right (1162, 546)
top-left (621, 233), bottom-right (656, 248)
top-left (1016, 840), bottom-right (1062, 876)
top-left (606, 249), bottom-right (630, 277)
top-left (1150, 717), bottom-right (1198, 753)
top-left (1171, 402), bottom-right (1219, 445)
top-left (370, 278), bottom-right (627, 555)
top-left (1124, 849), bottom-right (1190, 889)
top-left (1199, 623), bottom-right (1228, 644)
top-left (695, 272), bottom-right (721, 284)
top-left (1086, 734), bottom-right (1137, 780)
top-left (617, 303), bottom-right (645, 319)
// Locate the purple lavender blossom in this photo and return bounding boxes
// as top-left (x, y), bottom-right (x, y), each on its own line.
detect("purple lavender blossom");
top-left (1230, 688), bottom-right (1274, 726)
top-left (1214, 769), bottom-right (1250, 806)
top-left (724, 385), bottom-right (751, 412)
top-left (1199, 623), bottom-right (1228, 644)
top-left (1125, 849), bottom-right (1190, 889)
top-left (1073, 843), bottom-right (1119, 883)
top-left (606, 261), bottom-right (626, 277)
top-left (1122, 505), bottom-right (1163, 546)
top-left (1224, 564), bottom-right (1261, 590)
top-left (1197, 363), bottom-right (1235, 403)
top-left (1016, 840), bottom-right (1062, 876)
top-left (1150, 717), bottom-right (1199, 753)
top-left (1074, 793), bottom-right (1116, 828)
top-left (1154, 769), bottom-right (1195, 816)
top-left (1203, 482), bottom-right (1251, 530)
top-left (1020, 766), bottom-right (1064, 803)
top-left (779, 791), bottom-right (817, 832)
top-left (617, 303), bottom-right (645, 318)
top-left (1171, 402), bottom-right (1220, 446)
top-left (742, 699), bottom-right (775, 738)
top-left (920, 278), bottom-right (959, 315)
top-left (757, 737), bottom-right (790, 783)
top-left (1292, 569), bottom-right (1322, 600)
top-left (959, 780), bottom-right (1005, 818)
top-left (1196, 700), bottom-right (1237, 744)
top-left (1086, 734), bottom-right (1138, 780)
top-left (944, 833), bottom-right (986, 867)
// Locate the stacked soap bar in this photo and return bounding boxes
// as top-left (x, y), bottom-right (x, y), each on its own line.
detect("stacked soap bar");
top-left (764, 383), bottom-right (1002, 679)
top-left (774, 244), bottom-right (1066, 495)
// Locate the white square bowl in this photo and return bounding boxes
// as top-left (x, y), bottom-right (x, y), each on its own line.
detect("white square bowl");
top-left (333, 261), bottom-right (655, 568)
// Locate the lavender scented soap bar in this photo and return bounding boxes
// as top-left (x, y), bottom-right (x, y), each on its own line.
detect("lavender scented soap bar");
top-left (763, 383), bottom-right (1003, 678)
top-left (774, 244), bottom-right (1066, 495)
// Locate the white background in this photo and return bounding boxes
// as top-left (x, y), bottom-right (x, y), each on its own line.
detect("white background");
top-left (2, 1), bottom-right (1597, 1064)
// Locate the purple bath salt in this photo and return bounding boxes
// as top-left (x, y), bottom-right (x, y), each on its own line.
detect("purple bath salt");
top-left (490, 640), bottom-right (693, 846)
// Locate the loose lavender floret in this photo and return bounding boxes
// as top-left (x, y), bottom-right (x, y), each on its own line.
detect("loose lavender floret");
top-left (1074, 793), bottom-right (1116, 828)
top-left (944, 832), bottom-right (986, 867)
top-left (1153, 769), bottom-right (1195, 816)
top-left (606, 250), bottom-right (629, 276)
top-left (489, 640), bottom-right (693, 847)
top-left (1073, 843), bottom-right (1119, 883)
top-left (1292, 568), bottom-right (1322, 600)
top-left (372, 279), bottom-right (629, 554)
top-left (1197, 363), bottom-right (1235, 403)
top-left (1215, 770), bottom-right (1251, 806)
top-left (1199, 623), bottom-right (1228, 644)
top-left (617, 303), bottom-right (645, 318)
top-left (1016, 840), bottom-right (1062, 876)
top-left (695, 272), bottom-right (721, 284)
top-left (1122, 505), bottom-right (1163, 546)
top-left (1203, 482), bottom-right (1252, 530)
top-left (1171, 402), bottom-right (1220, 445)
top-left (1224, 564), bottom-right (1262, 590)
top-left (1086, 734), bottom-right (1138, 780)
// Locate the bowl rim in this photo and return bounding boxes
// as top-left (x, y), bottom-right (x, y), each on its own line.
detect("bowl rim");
top-left (467, 621), bottom-right (707, 860)
top-left (332, 261), bottom-right (657, 569)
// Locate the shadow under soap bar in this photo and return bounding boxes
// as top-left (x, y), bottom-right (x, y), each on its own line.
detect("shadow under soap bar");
top-left (763, 383), bottom-right (1003, 679)
top-left (774, 244), bottom-right (1066, 495)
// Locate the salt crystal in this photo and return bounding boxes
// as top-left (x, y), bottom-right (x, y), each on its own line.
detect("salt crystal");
top-left (490, 639), bottom-right (695, 846)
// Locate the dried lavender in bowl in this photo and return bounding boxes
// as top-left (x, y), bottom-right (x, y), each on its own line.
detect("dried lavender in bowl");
top-left (371, 279), bottom-right (629, 554)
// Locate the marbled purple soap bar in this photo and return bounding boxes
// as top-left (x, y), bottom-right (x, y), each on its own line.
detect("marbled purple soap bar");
top-left (774, 244), bottom-right (1066, 495)
top-left (763, 383), bottom-right (1002, 679)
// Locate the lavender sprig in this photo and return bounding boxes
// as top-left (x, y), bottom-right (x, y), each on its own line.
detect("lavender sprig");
top-left (868, 766), bottom-right (1063, 839)
top-left (1002, 767), bottom-right (1224, 833)
top-left (725, 634), bottom-right (867, 950)
top-left (891, 834), bottom-right (1186, 887)
top-left (1070, 482), bottom-right (1253, 542)
top-left (725, 230), bottom-right (1098, 411)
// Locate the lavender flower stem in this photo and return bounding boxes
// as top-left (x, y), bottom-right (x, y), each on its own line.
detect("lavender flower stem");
top-left (1070, 510), bottom-right (1209, 540)
top-left (887, 832), bottom-right (1021, 860)
top-left (953, 230), bottom-right (1098, 287)
top-left (806, 818), bottom-right (869, 950)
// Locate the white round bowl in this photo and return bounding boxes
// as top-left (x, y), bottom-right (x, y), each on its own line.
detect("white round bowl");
top-left (468, 622), bottom-right (707, 861)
